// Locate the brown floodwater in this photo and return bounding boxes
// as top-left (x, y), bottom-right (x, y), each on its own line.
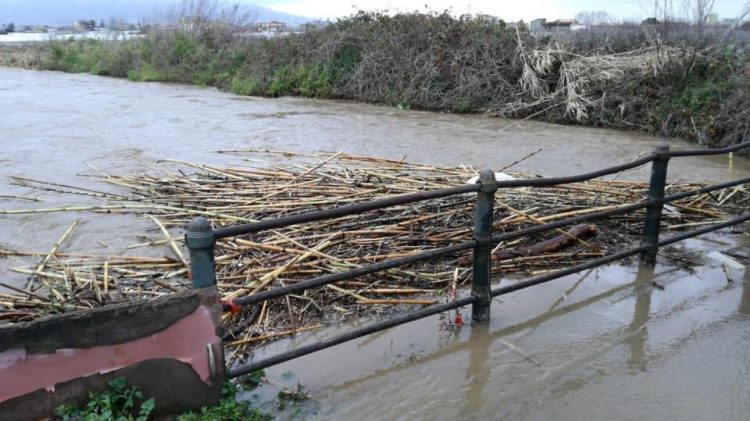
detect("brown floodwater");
top-left (1, 67), bottom-right (749, 419)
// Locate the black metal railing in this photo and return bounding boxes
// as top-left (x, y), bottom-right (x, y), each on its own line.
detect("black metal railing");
top-left (184, 141), bottom-right (750, 378)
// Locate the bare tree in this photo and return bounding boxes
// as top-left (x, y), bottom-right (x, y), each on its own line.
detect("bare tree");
top-left (662, 0), bottom-right (673, 37)
top-left (574, 10), bottom-right (611, 26)
top-left (740, 1), bottom-right (750, 21)
top-left (643, 0), bottom-right (676, 37)
top-left (683, 0), bottom-right (716, 33)
top-left (166, 0), bottom-right (256, 31)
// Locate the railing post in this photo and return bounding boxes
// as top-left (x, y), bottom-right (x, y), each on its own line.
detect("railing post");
top-left (472, 170), bottom-right (497, 323)
top-left (640, 144), bottom-right (670, 266)
top-left (186, 216), bottom-right (217, 289)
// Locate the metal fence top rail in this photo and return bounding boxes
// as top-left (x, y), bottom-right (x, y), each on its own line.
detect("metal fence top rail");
top-left (226, 211), bottom-right (750, 377)
top-left (212, 141), bottom-right (750, 239)
top-left (667, 141), bottom-right (750, 157)
top-left (191, 140), bottom-right (750, 378)
top-left (214, 183), bottom-right (479, 238)
top-left (228, 174), bottom-right (750, 307)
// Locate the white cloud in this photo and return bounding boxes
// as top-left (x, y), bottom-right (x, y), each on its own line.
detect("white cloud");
top-left (260, 0), bottom-right (563, 21)
top-left (259, 0), bottom-right (744, 22)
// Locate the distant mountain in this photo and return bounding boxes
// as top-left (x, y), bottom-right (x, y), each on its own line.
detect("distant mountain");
top-left (0, 0), bottom-right (313, 27)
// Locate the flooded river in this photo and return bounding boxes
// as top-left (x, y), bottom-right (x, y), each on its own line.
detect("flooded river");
top-left (1, 67), bottom-right (749, 419)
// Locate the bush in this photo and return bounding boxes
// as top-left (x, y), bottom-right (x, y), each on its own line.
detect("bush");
top-left (178, 382), bottom-right (271, 421)
top-left (55, 378), bottom-right (270, 421)
top-left (17, 10), bottom-right (750, 153)
top-left (56, 377), bottom-right (155, 421)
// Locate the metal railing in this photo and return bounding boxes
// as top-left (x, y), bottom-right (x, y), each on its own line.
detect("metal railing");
top-left (184, 141), bottom-right (750, 378)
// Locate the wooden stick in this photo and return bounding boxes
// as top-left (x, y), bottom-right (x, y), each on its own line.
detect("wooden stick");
top-left (496, 199), bottom-right (600, 252)
top-left (358, 299), bottom-right (438, 305)
top-left (35, 220), bottom-right (79, 275)
top-left (147, 215), bottom-right (188, 268)
top-left (103, 262), bottom-right (109, 294)
top-left (227, 324), bottom-right (323, 347)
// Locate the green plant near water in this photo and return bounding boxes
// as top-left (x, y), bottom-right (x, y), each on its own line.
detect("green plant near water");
top-left (55, 377), bottom-right (155, 421)
top-left (55, 376), bottom-right (270, 420)
top-left (178, 382), bottom-right (271, 421)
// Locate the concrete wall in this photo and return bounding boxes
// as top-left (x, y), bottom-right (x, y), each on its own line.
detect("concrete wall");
top-left (0, 288), bottom-right (225, 419)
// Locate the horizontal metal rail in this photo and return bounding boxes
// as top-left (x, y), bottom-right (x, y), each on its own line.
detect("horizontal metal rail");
top-left (188, 141), bottom-right (750, 378)
top-left (207, 141), bottom-right (750, 378)
top-left (214, 184), bottom-right (480, 238)
top-left (492, 177), bottom-right (750, 243)
top-left (233, 241), bottom-right (477, 306)
top-left (667, 141), bottom-right (750, 157)
top-left (226, 212), bottom-right (749, 378)
top-left (659, 176), bottom-right (750, 204)
top-left (656, 212), bottom-right (750, 246)
top-left (228, 176), bottom-right (750, 307)
top-left (228, 296), bottom-right (477, 377)
top-left (231, 203), bottom-right (645, 307)
top-left (490, 176), bottom-right (750, 244)
top-left (215, 155), bottom-right (661, 239)
top-left (492, 212), bottom-right (750, 297)
top-left (213, 142), bottom-right (750, 239)
top-left (490, 154), bottom-right (656, 188)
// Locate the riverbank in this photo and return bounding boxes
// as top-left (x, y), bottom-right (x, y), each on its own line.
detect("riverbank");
top-left (1, 12), bottom-right (748, 153)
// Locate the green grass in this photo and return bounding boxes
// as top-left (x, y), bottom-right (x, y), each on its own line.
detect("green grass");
top-left (178, 382), bottom-right (271, 421)
top-left (56, 377), bottom-right (155, 421)
top-left (55, 377), bottom-right (271, 421)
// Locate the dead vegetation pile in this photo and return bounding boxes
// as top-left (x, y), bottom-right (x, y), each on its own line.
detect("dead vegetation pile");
top-left (1, 151), bottom-right (748, 359)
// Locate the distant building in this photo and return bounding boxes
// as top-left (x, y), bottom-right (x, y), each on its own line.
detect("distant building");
top-left (529, 18), bottom-right (546, 33)
top-left (300, 20), bottom-right (329, 31)
top-left (1, 22), bottom-right (15, 33)
top-left (179, 17), bottom-right (207, 32)
top-left (530, 18), bottom-right (586, 35)
top-left (73, 20), bottom-right (95, 32)
top-left (476, 14), bottom-right (501, 24)
top-left (257, 21), bottom-right (286, 32)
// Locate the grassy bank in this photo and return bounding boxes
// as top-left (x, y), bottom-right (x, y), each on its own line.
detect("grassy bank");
top-left (2, 11), bottom-right (748, 151)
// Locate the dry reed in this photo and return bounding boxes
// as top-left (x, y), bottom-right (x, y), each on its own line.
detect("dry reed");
top-left (1, 150), bottom-right (747, 361)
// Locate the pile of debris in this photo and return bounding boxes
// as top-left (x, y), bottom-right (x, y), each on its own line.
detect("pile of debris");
top-left (1, 150), bottom-right (747, 360)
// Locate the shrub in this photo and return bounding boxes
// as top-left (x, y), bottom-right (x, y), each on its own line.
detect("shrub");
top-left (14, 10), bottom-right (749, 153)
top-left (56, 377), bottom-right (155, 421)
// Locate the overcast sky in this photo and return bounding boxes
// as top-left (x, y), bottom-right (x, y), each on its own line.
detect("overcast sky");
top-left (257, 0), bottom-right (746, 22)
top-left (2, 0), bottom-right (744, 26)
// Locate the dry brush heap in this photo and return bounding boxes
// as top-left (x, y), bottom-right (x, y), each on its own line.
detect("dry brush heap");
top-left (1, 150), bottom-right (748, 360)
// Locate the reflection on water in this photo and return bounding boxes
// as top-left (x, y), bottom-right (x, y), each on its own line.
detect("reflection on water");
top-left (741, 235), bottom-right (750, 315)
top-left (743, 269), bottom-right (750, 314)
top-left (245, 236), bottom-right (748, 419)
top-left (459, 324), bottom-right (490, 419)
top-left (626, 266), bottom-right (654, 372)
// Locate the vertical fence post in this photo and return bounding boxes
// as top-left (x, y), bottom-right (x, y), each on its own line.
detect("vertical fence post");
top-left (472, 170), bottom-right (497, 323)
top-left (186, 216), bottom-right (217, 289)
top-left (640, 144), bottom-right (670, 266)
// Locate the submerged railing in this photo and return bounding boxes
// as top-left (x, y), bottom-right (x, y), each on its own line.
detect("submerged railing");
top-left (184, 141), bottom-right (750, 378)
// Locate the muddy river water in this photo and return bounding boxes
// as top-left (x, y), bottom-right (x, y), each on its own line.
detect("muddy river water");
top-left (1, 67), bottom-right (749, 419)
